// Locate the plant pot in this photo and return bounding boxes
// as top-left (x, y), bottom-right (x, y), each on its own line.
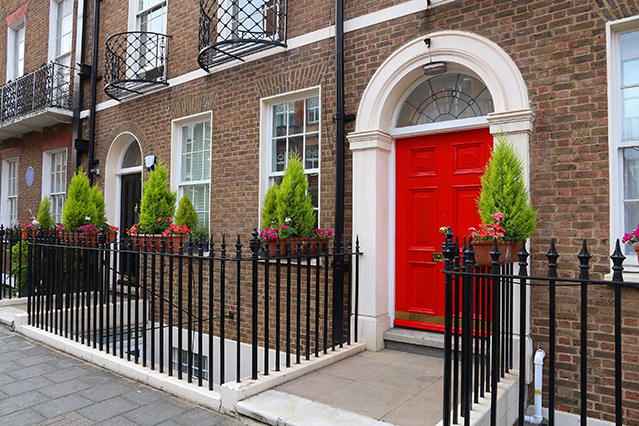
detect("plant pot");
top-left (472, 240), bottom-right (519, 266)
top-left (266, 237), bottom-right (329, 257)
top-left (130, 234), bottom-right (185, 253)
top-left (21, 229), bottom-right (29, 240)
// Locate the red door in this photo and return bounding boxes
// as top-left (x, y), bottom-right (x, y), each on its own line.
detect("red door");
top-left (395, 128), bottom-right (493, 331)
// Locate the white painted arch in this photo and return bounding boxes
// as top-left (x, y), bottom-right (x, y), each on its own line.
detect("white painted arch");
top-left (355, 30), bottom-right (530, 133)
top-left (104, 132), bottom-right (143, 230)
top-left (348, 30), bottom-right (534, 351)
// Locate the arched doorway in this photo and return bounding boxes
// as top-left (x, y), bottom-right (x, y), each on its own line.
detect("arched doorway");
top-left (105, 133), bottom-right (143, 232)
top-left (347, 31), bottom-right (532, 350)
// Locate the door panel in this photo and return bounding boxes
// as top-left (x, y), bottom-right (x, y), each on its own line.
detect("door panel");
top-left (395, 128), bottom-right (493, 331)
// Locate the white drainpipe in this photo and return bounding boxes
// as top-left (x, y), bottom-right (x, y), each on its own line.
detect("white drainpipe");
top-left (524, 349), bottom-right (546, 425)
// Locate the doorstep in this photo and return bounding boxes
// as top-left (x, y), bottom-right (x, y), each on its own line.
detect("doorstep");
top-left (383, 327), bottom-right (444, 357)
top-left (237, 390), bottom-right (394, 426)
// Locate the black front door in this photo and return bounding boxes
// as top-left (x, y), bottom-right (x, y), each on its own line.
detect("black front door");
top-left (120, 173), bottom-right (141, 283)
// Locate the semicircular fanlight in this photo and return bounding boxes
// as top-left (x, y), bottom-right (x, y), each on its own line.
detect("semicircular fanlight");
top-left (396, 73), bottom-right (494, 127)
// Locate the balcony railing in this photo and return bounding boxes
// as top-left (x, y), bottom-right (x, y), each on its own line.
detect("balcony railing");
top-left (198, 0), bottom-right (287, 71)
top-left (0, 62), bottom-right (73, 125)
top-left (104, 32), bottom-right (171, 101)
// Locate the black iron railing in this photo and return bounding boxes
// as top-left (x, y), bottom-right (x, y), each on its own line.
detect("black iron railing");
top-left (441, 229), bottom-right (632, 426)
top-left (19, 228), bottom-right (360, 388)
top-left (198, 0), bottom-right (287, 71)
top-left (0, 63), bottom-right (73, 123)
top-left (104, 32), bottom-right (171, 101)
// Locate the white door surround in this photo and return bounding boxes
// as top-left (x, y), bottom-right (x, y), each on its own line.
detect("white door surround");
top-left (104, 132), bottom-right (143, 230)
top-left (348, 30), bottom-right (534, 351)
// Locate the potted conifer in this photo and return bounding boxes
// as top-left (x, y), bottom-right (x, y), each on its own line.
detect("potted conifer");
top-left (127, 162), bottom-right (184, 252)
top-left (472, 133), bottom-right (537, 265)
top-left (260, 152), bottom-right (331, 255)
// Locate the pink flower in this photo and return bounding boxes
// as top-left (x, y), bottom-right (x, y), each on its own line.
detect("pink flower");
top-left (327, 230), bottom-right (333, 236)
top-left (281, 225), bottom-right (287, 230)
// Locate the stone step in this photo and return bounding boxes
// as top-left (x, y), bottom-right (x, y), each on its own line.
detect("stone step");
top-left (383, 327), bottom-right (445, 357)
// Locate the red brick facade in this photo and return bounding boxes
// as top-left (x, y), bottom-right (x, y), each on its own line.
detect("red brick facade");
top-left (2, 0), bottom-right (639, 422)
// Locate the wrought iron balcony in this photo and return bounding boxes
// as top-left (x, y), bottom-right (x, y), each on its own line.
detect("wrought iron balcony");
top-left (104, 32), bottom-right (171, 101)
top-left (198, 0), bottom-right (287, 71)
top-left (0, 62), bottom-right (74, 140)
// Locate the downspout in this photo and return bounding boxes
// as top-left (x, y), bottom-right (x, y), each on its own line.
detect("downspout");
top-left (87, 0), bottom-right (101, 184)
top-left (72, 0), bottom-right (89, 171)
top-left (524, 349), bottom-right (546, 425)
top-left (332, 0), bottom-right (346, 346)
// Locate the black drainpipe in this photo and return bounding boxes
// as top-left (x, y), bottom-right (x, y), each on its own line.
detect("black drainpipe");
top-left (87, 0), bottom-right (101, 184)
top-left (332, 0), bottom-right (355, 346)
top-left (72, 0), bottom-right (89, 170)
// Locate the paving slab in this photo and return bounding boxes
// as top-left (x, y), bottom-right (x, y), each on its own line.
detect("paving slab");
top-left (0, 324), bottom-right (249, 426)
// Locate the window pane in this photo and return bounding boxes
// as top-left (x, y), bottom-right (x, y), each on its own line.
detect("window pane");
top-left (624, 148), bottom-right (639, 200)
top-left (305, 134), bottom-right (319, 169)
top-left (288, 136), bottom-right (303, 159)
top-left (273, 139), bottom-right (286, 172)
top-left (623, 87), bottom-right (639, 141)
top-left (289, 100), bottom-right (304, 134)
top-left (307, 173), bottom-right (318, 209)
top-left (621, 31), bottom-right (639, 86)
top-left (306, 97), bottom-right (319, 132)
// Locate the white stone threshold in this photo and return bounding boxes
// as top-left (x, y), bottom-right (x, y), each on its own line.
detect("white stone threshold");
top-left (6, 306), bottom-right (365, 417)
top-left (238, 390), bottom-right (394, 426)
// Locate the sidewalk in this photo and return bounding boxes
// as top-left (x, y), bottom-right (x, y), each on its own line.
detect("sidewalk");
top-left (0, 324), bottom-right (251, 426)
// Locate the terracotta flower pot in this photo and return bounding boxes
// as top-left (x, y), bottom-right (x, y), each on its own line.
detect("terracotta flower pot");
top-left (472, 240), bottom-right (519, 266)
top-left (130, 234), bottom-right (185, 253)
top-left (265, 237), bottom-right (329, 257)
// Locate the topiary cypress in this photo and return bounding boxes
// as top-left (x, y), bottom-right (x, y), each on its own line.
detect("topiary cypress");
top-left (261, 183), bottom-right (279, 229)
top-left (36, 196), bottom-right (55, 230)
top-left (62, 168), bottom-right (97, 231)
top-left (276, 152), bottom-right (316, 237)
top-left (91, 185), bottom-right (106, 228)
top-left (138, 162), bottom-right (177, 234)
top-left (175, 194), bottom-right (198, 231)
top-left (477, 133), bottom-right (537, 242)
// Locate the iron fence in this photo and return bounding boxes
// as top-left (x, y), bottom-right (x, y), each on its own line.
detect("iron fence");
top-left (15, 228), bottom-right (359, 389)
top-left (441, 229), bottom-right (632, 426)
top-left (104, 31), bottom-right (171, 101)
top-left (0, 63), bottom-right (73, 123)
top-left (198, 0), bottom-right (287, 71)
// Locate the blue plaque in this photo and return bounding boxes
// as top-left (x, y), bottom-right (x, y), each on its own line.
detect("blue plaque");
top-left (25, 166), bottom-right (34, 187)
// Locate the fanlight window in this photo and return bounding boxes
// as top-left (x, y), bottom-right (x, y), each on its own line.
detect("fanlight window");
top-left (396, 73), bottom-right (494, 127)
top-left (122, 142), bottom-right (142, 169)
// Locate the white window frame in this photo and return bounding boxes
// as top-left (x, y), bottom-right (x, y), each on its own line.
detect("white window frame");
top-left (42, 149), bottom-right (68, 224)
top-left (608, 15), bottom-right (639, 269)
top-left (259, 86), bottom-right (321, 229)
top-left (6, 17), bottom-right (26, 82)
top-left (170, 111), bottom-right (212, 232)
top-left (47, 0), bottom-right (73, 66)
top-left (2, 158), bottom-right (19, 226)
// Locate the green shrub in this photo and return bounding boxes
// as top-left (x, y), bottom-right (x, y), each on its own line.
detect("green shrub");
top-left (91, 185), bottom-right (106, 228)
top-left (62, 168), bottom-right (97, 231)
top-left (175, 194), bottom-right (198, 231)
top-left (36, 197), bottom-right (55, 230)
top-left (261, 184), bottom-right (279, 229)
top-left (276, 152), bottom-right (316, 237)
top-left (477, 133), bottom-right (537, 242)
top-left (138, 162), bottom-right (177, 234)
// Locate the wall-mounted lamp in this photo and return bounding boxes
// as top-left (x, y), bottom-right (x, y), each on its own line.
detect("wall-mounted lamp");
top-left (145, 155), bottom-right (156, 171)
top-left (423, 38), bottom-right (447, 76)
